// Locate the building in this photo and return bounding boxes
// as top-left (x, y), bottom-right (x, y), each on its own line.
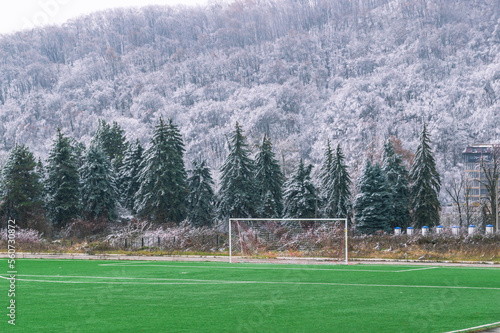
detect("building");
top-left (462, 144), bottom-right (500, 203)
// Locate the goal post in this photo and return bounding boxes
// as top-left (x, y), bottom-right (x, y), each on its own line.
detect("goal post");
top-left (228, 218), bottom-right (348, 264)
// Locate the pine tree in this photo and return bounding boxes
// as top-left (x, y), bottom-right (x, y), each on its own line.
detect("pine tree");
top-left (119, 139), bottom-right (144, 212)
top-left (255, 135), bottom-right (284, 217)
top-left (283, 159), bottom-right (317, 218)
top-left (92, 119), bottom-right (111, 149)
top-left (320, 140), bottom-right (335, 215)
top-left (70, 139), bottom-right (86, 168)
top-left (0, 145), bottom-right (45, 228)
top-left (186, 160), bottom-right (216, 227)
top-left (36, 157), bottom-right (47, 204)
top-left (80, 144), bottom-right (118, 221)
top-left (93, 119), bottom-right (127, 171)
top-left (382, 140), bottom-right (411, 229)
top-left (108, 121), bottom-right (128, 170)
top-left (218, 122), bottom-right (257, 218)
top-left (333, 144), bottom-right (352, 219)
top-left (46, 129), bottom-right (81, 227)
top-left (354, 160), bottom-right (392, 234)
top-left (410, 124), bottom-right (441, 227)
top-left (321, 142), bottom-right (352, 221)
top-left (36, 158), bottom-right (45, 183)
top-left (134, 118), bottom-right (187, 223)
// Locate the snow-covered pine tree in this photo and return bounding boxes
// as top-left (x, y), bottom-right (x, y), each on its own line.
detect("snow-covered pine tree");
top-left (354, 160), bottom-right (392, 234)
top-left (186, 160), bottom-right (216, 227)
top-left (333, 144), bottom-right (352, 220)
top-left (255, 135), bottom-right (284, 217)
top-left (320, 142), bottom-right (352, 221)
top-left (218, 122), bottom-right (257, 218)
top-left (164, 118), bottom-right (188, 221)
top-left (92, 119), bottom-right (111, 147)
top-left (118, 139), bottom-right (144, 212)
top-left (134, 118), bottom-right (187, 223)
top-left (46, 129), bottom-right (81, 227)
top-left (320, 140), bottom-right (335, 215)
top-left (36, 157), bottom-right (47, 205)
top-left (36, 158), bottom-right (45, 183)
top-left (70, 138), bottom-right (86, 168)
top-left (283, 159), bottom-right (317, 218)
top-left (108, 121), bottom-right (128, 170)
top-left (92, 119), bottom-right (127, 171)
top-left (410, 123), bottom-right (441, 227)
top-left (80, 144), bottom-right (118, 221)
top-left (0, 145), bottom-right (45, 228)
top-left (382, 140), bottom-right (411, 229)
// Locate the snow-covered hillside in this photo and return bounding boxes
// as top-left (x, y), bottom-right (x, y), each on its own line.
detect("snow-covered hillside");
top-left (0, 0), bottom-right (499, 192)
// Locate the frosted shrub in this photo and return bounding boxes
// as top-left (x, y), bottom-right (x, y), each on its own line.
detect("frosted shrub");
top-left (105, 220), bottom-right (223, 252)
top-left (62, 219), bottom-right (107, 239)
top-left (155, 224), bottom-right (220, 252)
top-left (105, 220), bottom-right (155, 247)
top-left (0, 228), bottom-right (44, 243)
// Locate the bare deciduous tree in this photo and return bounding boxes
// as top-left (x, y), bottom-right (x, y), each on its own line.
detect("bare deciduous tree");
top-left (479, 144), bottom-right (500, 231)
top-left (445, 176), bottom-right (465, 227)
top-left (445, 174), bottom-right (477, 227)
top-left (463, 178), bottom-right (476, 226)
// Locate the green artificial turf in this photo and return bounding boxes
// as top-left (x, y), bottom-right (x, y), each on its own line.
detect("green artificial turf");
top-left (1, 259), bottom-right (499, 332)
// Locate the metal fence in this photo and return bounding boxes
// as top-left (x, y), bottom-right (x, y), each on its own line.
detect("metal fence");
top-left (115, 234), bottom-right (227, 251)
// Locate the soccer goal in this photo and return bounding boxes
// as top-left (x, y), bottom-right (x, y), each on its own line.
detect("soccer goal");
top-left (228, 218), bottom-right (348, 264)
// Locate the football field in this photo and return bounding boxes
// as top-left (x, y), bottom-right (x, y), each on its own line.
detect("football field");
top-left (1, 259), bottom-right (499, 332)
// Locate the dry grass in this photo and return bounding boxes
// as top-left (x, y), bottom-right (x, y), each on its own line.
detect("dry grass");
top-left (2, 229), bottom-right (499, 263)
top-left (349, 234), bottom-right (500, 262)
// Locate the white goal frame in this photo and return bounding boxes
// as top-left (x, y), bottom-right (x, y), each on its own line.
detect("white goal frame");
top-left (228, 218), bottom-right (348, 264)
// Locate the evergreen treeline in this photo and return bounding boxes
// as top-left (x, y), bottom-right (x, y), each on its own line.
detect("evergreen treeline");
top-left (0, 121), bottom-right (442, 234)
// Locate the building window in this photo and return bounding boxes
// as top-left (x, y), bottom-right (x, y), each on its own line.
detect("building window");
top-left (468, 172), bottom-right (479, 178)
top-left (465, 163), bottom-right (477, 170)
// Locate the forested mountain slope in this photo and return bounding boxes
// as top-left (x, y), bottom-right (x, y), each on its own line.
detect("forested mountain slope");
top-left (1, 0), bottom-right (499, 190)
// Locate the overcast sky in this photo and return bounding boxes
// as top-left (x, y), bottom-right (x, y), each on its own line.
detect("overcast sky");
top-left (0, 0), bottom-right (212, 35)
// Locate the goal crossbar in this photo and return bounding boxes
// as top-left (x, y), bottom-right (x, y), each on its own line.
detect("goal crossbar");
top-left (229, 218), bottom-right (348, 264)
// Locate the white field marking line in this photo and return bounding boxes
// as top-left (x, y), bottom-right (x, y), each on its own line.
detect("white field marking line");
top-left (437, 267), bottom-right (500, 270)
top-left (444, 321), bottom-right (500, 333)
top-left (0, 277), bottom-right (226, 285)
top-left (0, 274), bottom-right (239, 284)
top-left (0, 258), bottom-right (137, 262)
top-left (394, 267), bottom-right (439, 272)
top-left (98, 263), bottom-right (434, 273)
top-left (2, 274), bottom-right (500, 291)
top-left (3, 274), bottom-right (238, 283)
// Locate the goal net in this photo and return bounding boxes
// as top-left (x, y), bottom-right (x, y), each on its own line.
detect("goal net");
top-left (228, 218), bottom-right (348, 263)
